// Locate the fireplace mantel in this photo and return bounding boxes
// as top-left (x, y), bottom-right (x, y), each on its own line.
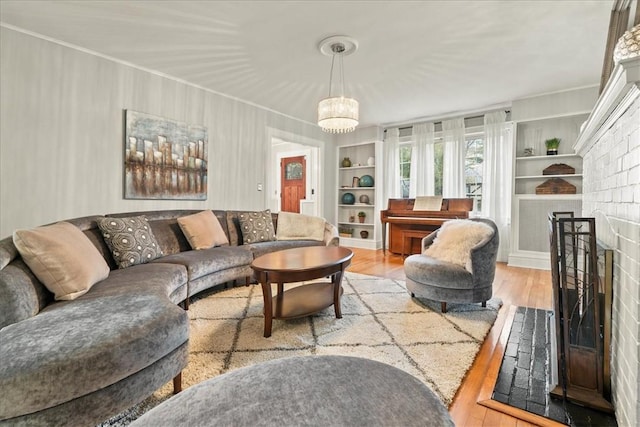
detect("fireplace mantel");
top-left (574, 57), bottom-right (640, 156)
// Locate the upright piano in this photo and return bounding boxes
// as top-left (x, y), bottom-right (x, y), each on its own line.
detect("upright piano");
top-left (380, 198), bottom-right (474, 255)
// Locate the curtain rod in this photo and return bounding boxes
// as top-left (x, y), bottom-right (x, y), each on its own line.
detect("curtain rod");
top-left (385, 110), bottom-right (511, 133)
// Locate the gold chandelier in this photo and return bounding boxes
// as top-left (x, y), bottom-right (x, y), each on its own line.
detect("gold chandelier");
top-left (317, 36), bottom-right (359, 134)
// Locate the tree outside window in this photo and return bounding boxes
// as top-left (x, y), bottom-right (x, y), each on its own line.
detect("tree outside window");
top-left (397, 135), bottom-right (481, 202)
top-left (399, 144), bottom-right (411, 198)
top-left (465, 136), bottom-right (484, 212)
top-left (434, 142), bottom-right (444, 196)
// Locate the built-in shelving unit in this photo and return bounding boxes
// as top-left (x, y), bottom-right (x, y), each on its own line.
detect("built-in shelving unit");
top-left (508, 113), bottom-right (589, 269)
top-left (514, 151), bottom-right (583, 195)
top-left (336, 141), bottom-right (382, 249)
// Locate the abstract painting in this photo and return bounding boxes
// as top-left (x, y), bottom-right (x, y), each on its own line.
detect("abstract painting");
top-left (124, 110), bottom-right (208, 200)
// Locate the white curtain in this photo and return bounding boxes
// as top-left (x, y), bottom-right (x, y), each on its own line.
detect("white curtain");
top-left (409, 122), bottom-right (435, 197)
top-left (384, 127), bottom-right (401, 202)
top-left (442, 118), bottom-right (466, 198)
top-left (483, 111), bottom-right (513, 262)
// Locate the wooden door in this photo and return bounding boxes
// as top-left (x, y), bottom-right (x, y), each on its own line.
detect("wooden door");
top-left (280, 156), bottom-right (306, 213)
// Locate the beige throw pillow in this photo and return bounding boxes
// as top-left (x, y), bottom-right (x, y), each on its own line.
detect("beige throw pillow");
top-left (423, 219), bottom-right (493, 271)
top-left (13, 222), bottom-right (110, 301)
top-left (178, 210), bottom-right (229, 250)
top-left (276, 211), bottom-right (326, 241)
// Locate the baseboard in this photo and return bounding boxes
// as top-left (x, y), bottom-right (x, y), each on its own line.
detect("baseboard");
top-left (340, 237), bottom-right (380, 250)
top-left (507, 251), bottom-right (550, 270)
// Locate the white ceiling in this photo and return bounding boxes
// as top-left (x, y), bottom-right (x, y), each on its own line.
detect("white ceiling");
top-left (0, 1), bottom-right (614, 127)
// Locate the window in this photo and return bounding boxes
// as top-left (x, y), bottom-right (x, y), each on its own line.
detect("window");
top-left (399, 143), bottom-right (411, 198)
top-left (285, 162), bottom-right (302, 180)
top-left (434, 141), bottom-right (444, 196)
top-left (394, 128), bottom-right (484, 206)
top-left (398, 140), bottom-right (442, 197)
top-left (465, 135), bottom-right (484, 211)
top-left (398, 126), bottom-right (484, 208)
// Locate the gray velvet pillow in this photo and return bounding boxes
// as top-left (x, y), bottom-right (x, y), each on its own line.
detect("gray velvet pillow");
top-left (97, 216), bottom-right (163, 268)
top-left (238, 210), bottom-right (275, 244)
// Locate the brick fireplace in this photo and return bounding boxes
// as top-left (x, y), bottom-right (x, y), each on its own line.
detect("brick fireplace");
top-left (574, 57), bottom-right (640, 427)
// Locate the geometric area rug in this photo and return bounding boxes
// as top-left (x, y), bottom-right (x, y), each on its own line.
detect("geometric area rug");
top-left (100, 272), bottom-right (502, 426)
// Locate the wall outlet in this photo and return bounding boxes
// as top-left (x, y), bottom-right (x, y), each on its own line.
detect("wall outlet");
top-left (257, 183), bottom-right (263, 191)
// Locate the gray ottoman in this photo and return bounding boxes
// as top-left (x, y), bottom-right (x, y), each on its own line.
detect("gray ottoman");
top-left (131, 355), bottom-right (453, 426)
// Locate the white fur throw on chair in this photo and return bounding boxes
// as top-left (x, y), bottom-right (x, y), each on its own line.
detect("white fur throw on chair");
top-left (423, 219), bottom-right (494, 272)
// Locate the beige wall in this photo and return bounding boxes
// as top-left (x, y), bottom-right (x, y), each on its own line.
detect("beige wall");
top-left (0, 27), bottom-right (332, 237)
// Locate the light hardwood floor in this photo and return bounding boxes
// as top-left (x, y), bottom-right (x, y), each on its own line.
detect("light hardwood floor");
top-left (346, 247), bottom-right (555, 427)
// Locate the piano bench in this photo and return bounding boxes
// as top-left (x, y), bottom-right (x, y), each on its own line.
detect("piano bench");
top-left (401, 230), bottom-right (431, 258)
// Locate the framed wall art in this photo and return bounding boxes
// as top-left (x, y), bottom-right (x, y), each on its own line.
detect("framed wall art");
top-left (124, 110), bottom-right (208, 200)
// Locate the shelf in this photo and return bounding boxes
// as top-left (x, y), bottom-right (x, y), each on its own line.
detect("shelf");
top-left (338, 187), bottom-right (376, 190)
top-left (514, 193), bottom-right (582, 197)
top-left (515, 154), bottom-right (580, 161)
top-left (339, 165), bottom-right (375, 170)
top-left (337, 141), bottom-right (381, 250)
top-left (515, 174), bottom-right (582, 180)
top-left (513, 194), bottom-right (583, 199)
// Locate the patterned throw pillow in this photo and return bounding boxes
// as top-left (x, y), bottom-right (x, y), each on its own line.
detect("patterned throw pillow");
top-left (238, 210), bottom-right (275, 244)
top-left (97, 216), bottom-right (163, 268)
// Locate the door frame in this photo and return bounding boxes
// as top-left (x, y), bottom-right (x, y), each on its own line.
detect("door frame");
top-left (266, 128), bottom-right (323, 217)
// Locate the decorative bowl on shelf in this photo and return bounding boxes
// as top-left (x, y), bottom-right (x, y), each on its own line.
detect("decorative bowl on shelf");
top-left (341, 192), bottom-right (355, 204)
top-left (359, 175), bottom-right (374, 187)
top-left (359, 194), bottom-right (370, 204)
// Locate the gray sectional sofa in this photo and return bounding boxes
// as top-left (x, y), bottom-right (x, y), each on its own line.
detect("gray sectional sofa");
top-left (0, 209), bottom-right (338, 426)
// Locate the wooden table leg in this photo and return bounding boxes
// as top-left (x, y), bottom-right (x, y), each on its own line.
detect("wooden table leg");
top-left (382, 222), bottom-right (387, 255)
top-left (332, 268), bottom-right (344, 319)
top-left (401, 232), bottom-right (408, 259)
top-left (261, 279), bottom-right (273, 338)
top-left (275, 283), bottom-right (284, 318)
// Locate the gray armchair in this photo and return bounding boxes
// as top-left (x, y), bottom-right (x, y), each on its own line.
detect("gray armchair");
top-left (403, 218), bottom-right (499, 313)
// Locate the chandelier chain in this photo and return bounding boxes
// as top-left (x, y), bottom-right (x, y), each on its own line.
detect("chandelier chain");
top-left (340, 52), bottom-right (345, 97)
top-left (327, 43), bottom-right (347, 98)
top-left (328, 54), bottom-right (336, 97)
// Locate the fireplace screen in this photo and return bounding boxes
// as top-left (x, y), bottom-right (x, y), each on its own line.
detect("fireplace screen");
top-left (548, 213), bottom-right (613, 413)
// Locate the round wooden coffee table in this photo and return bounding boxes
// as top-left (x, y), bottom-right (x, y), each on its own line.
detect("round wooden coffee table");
top-left (250, 246), bottom-right (353, 337)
